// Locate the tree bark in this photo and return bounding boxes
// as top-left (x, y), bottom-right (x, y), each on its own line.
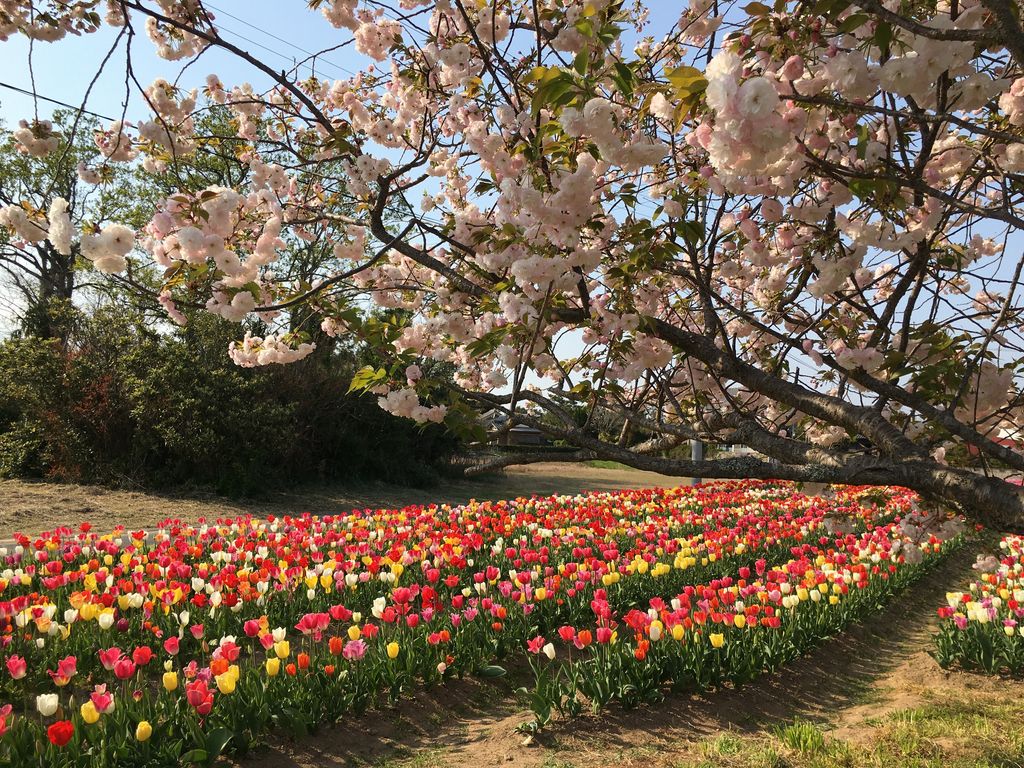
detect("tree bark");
top-left (466, 390), bottom-right (1024, 532)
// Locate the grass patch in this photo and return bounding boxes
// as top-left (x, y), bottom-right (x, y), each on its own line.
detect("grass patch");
top-left (774, 721), bottom-right (827, 755)
top-left (583, 460), bottom-right (632, 470)
top-left (678, 691), bottom-right (1024, 768)
top-left (701, 733), bottom-right (744, 758)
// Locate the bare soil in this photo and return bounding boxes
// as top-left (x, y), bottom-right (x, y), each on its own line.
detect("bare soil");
top-left (0, 462), bottom-right (683, 537)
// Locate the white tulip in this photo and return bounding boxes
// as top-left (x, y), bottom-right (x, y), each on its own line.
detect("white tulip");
top-left (36, 694), bottom-right (59, 716)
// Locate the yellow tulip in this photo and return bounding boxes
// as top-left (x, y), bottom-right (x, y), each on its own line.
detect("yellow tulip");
top-left (734, 614), bottom-right (746, 629)
top-left (534, 587), bottom-right (547, 601)
top-left (710, 633), bottom-right (725, 649)
top-left (347, 625), bottom-right (361, 641)
top-left (162, 671), bottom-right (178, 692)
top-left (671, 623), bottom-right (685, 641)
top-left (80, 701), bottom-right (100, 725)
top-left (386, 641), bottom-right (400, 659)
top-left (274, 640), bottom-right (290, 659)
top-left (136, 721), bottom-right (152, 742)
top-left (216, 671), bottom-right (236, 695)
top-left (265, 658), bottom-right (281, 677)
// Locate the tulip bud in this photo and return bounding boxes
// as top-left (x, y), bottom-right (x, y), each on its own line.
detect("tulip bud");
top-left (136, 721), bottom-right (153, 742)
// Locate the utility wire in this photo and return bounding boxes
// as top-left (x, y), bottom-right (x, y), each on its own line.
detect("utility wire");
top-left (0, 80), bottom-right (115, 121)
top-left (205, 3), bottom-right (358, 78)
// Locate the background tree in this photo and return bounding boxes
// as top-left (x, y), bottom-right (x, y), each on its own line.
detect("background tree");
top-left (0, 105), bottom-right (460, 492)
top-left (0, 109), bottom-right (156, 339)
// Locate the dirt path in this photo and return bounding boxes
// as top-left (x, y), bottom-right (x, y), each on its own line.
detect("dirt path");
top-left (0, 462), bottom-right (684, 537)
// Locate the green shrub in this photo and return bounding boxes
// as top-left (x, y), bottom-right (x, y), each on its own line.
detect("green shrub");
top-left (0, 306), bottom-right (459, 494)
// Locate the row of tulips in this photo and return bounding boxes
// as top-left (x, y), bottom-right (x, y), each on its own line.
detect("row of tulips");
top-left (0, 481), bottom-right (928, 765)
top-left (934, 534), bottom-right (1024, 674)
top-left (520, 510), bottom-right (964, 728)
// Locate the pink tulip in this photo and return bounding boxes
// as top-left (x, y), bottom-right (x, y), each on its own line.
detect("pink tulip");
top-left (90, 685), bottom-right (115, 714)
top-left (47, 655), bottom-right (77, 686)
top-left (98, 647), bottom-right (122, 672)
top-left (113, 658), bottom-right (137, 680)
top-left (5, 655), bottom-right (26, 680)
top-left (342, 639), bottom-right (367, 661)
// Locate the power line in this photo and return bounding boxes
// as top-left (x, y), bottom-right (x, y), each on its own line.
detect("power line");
top-left (0, 80), bottom-right (115, 121)
top-left (205, 3), bottom-right (358, 78)
top-left (213, 20), bottom-right (351, 79)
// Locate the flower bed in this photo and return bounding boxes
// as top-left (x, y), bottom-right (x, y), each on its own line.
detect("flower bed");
top-left (935, 535), bottom-right (1024, 674)
top-left (522, 515), bottom-right (961, 726)
top-left (0, 481), bottom-right (947, 765)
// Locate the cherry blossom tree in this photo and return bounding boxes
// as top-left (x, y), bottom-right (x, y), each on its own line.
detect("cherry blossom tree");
top-left (4, 0), bottom-right (1024, 527)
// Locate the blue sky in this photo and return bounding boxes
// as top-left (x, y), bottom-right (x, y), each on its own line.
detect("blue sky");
top-left (0, 2), bottom-right (369, 125)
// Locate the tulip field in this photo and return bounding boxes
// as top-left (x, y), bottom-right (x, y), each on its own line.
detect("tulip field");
top-left (0, 480), bottom-right (965, 767)
top-left (934, 534), bottom-right (1024, 674)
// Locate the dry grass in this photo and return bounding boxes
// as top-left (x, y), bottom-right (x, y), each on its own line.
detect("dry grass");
top-left (0, 462), bottom-right (684, 537)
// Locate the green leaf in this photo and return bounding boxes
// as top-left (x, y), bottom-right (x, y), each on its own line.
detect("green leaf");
top-left (611, 62), bottom-right (636, 97)
top-left (479, 665), bottom-right (508, 678)
top-left (205, 728), bottom-right (234, 764)
top-left (573, 48), bottom-right (590, 76)
top-left (838, 12), bottom-right (869, 33)
top-left (181, 749), bottom-right (208, 766)
top-left (347, 365), bottom-right (387, 394)
top-left (665, 66), bottom-right (707, 99)
top-left (742, 2), bottom-right (772, 15)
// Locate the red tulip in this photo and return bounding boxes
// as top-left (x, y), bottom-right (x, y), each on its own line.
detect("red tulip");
top-left (47, 720), bottom-right (74, 747)
top-left (113, 658), bottom-right (137, 680)
top-left (185, 680), bottom-right (214, 715)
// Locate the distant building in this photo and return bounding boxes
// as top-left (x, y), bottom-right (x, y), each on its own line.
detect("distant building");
top-left (481, 409), bottom-right (550, 447)
top-left (506, 423), bottom-right (546, 446)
